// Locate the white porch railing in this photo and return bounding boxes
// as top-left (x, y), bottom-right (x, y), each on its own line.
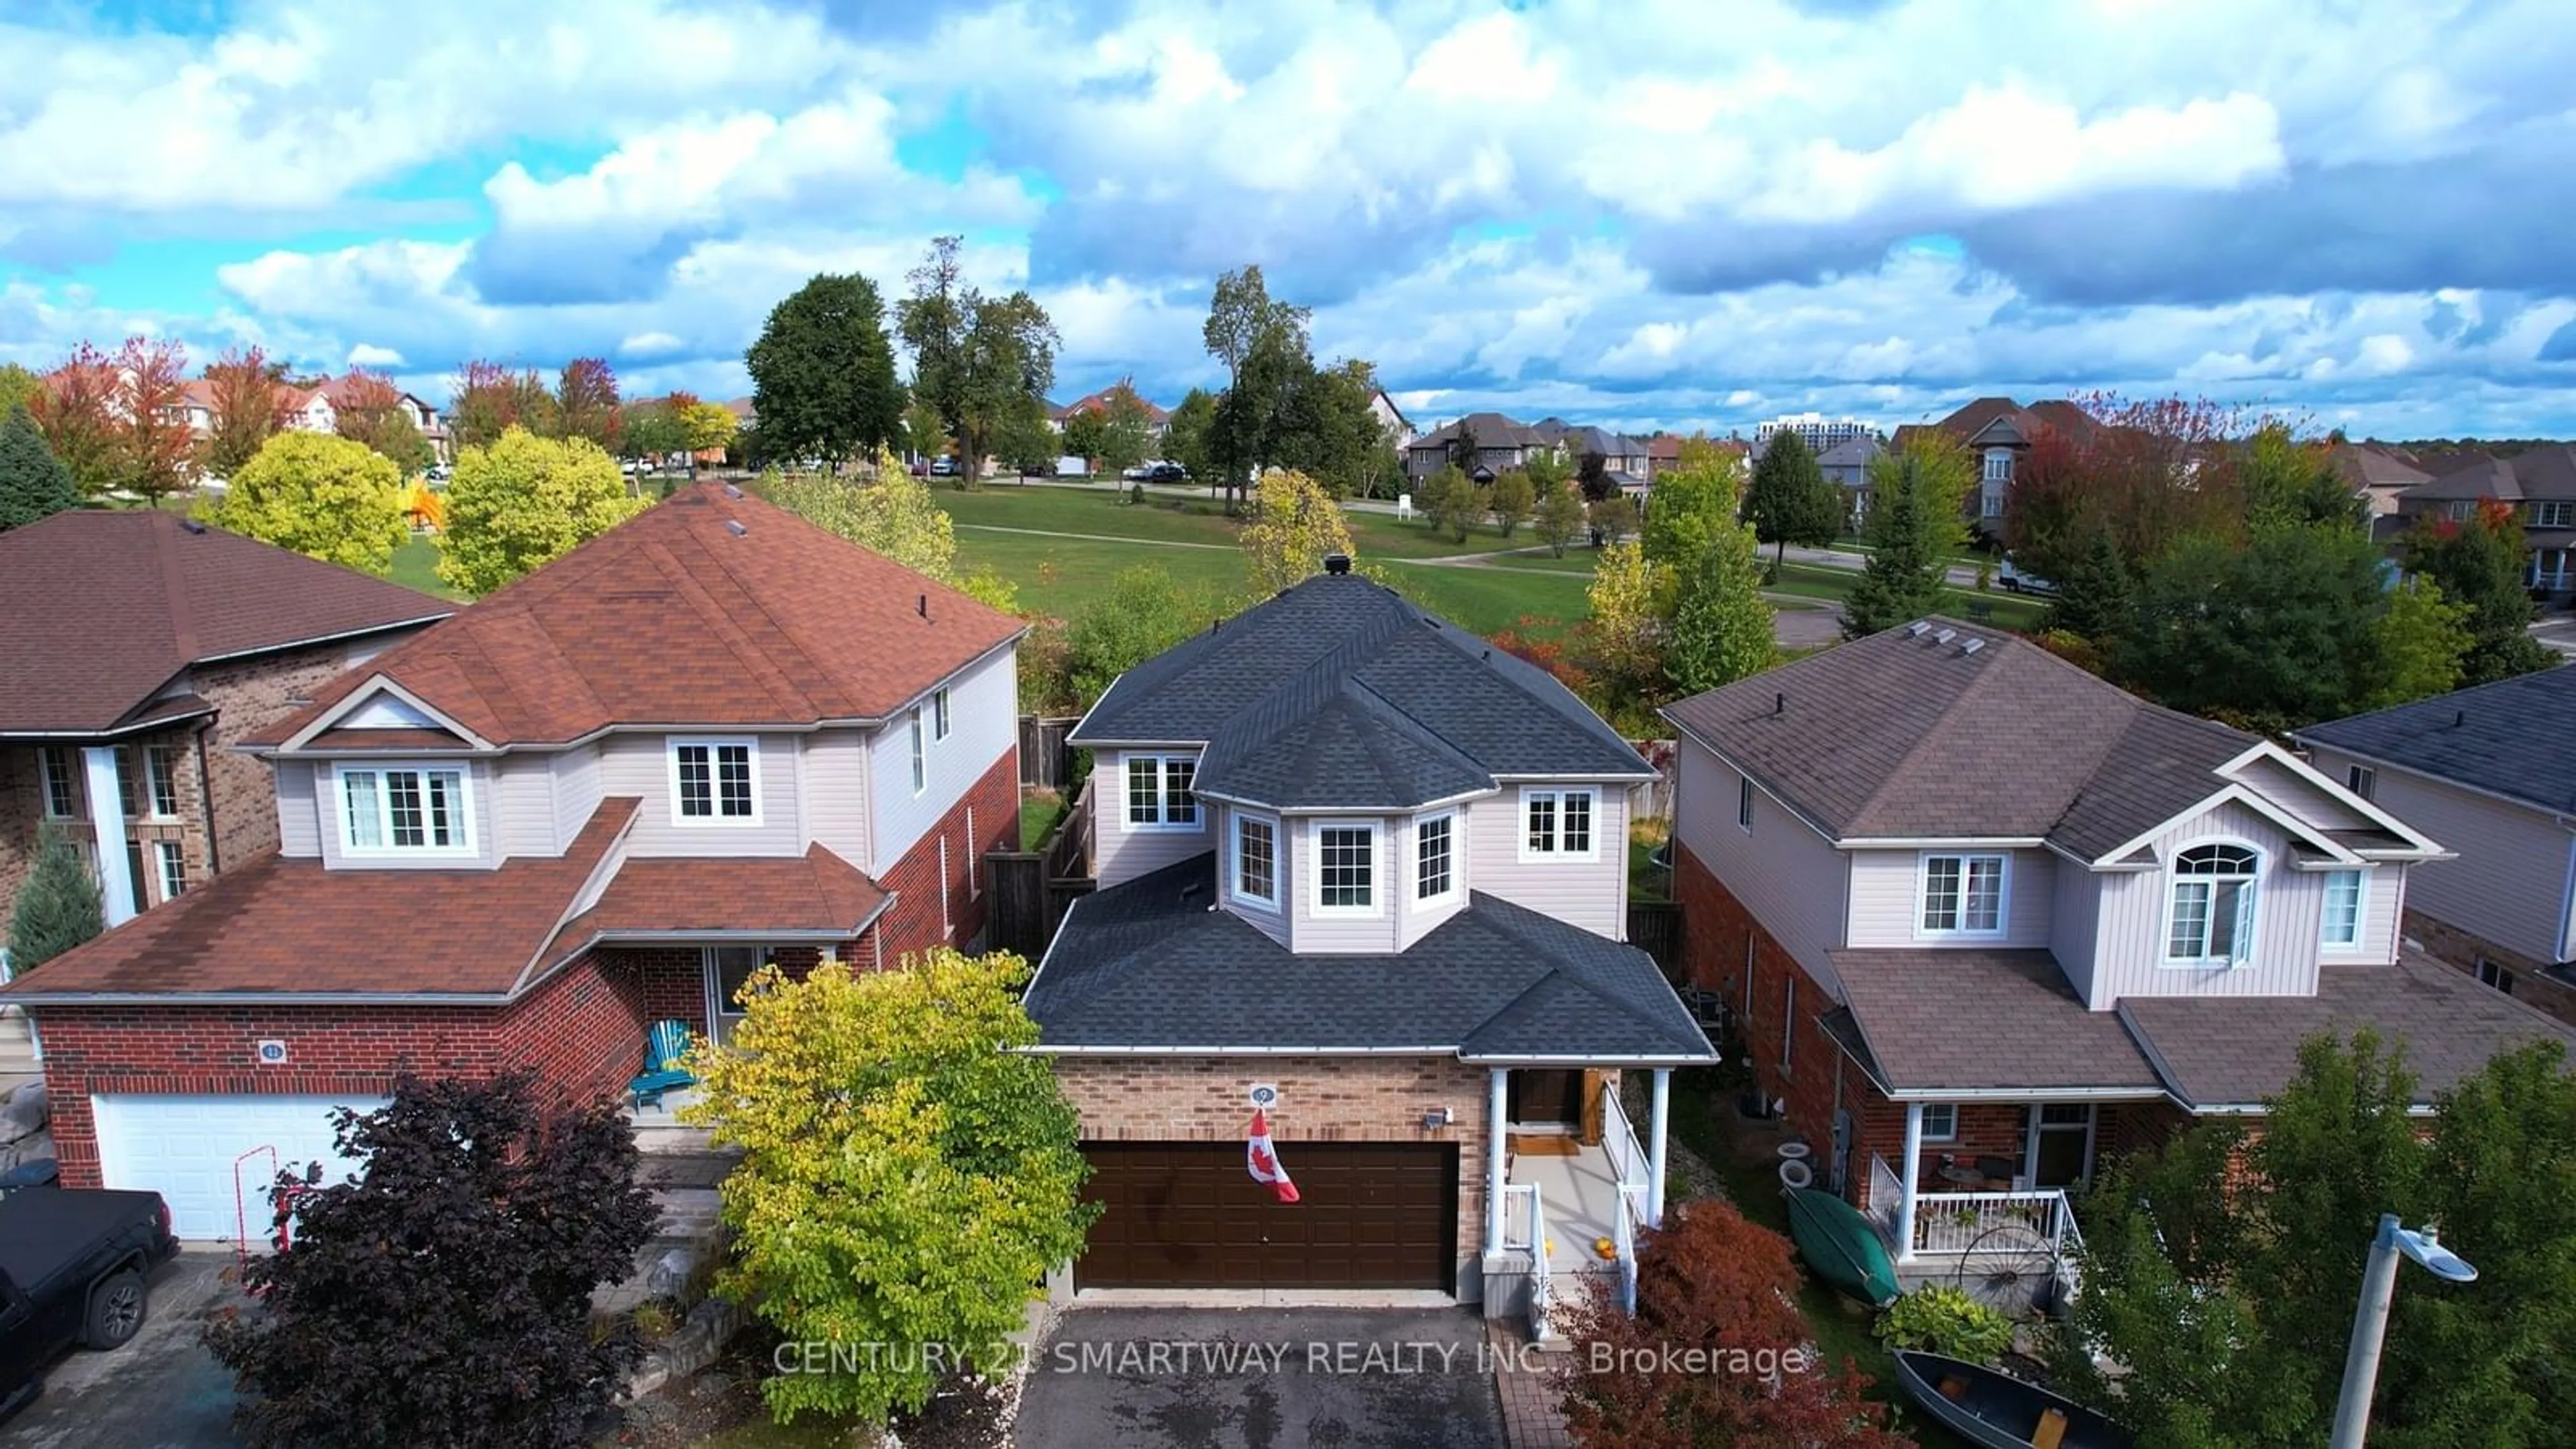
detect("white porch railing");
top-left (1601, 1083), bottom-right (1654, 1313)
top-left (1866, 1154), bottom-right (2085, 1259)
top-left (1499, 1181), bottom-right (1553, 1340)
top-left (1867, 1154), bottom-right (1903, 1242)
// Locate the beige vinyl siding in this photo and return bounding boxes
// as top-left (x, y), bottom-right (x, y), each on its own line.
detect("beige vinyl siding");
top-left (1672, 741), bottom-right (1844, 991)
top-left (2084, 800), bottom-right (2324, 1003)
top-left (489, 755), bottom-right (556, 861)
top-left (1393, 806), bottom-right (1471, 951)
top-left (869, 648), bottom-right (1015, 871)
top-left (600, 733), bottom-right (802, 857)
top-left (1465, 787), bottom-right (1627, 938)
top-left (800, 729), bottom-right (873, 873)
top-left (2308, 745), bottom-right (2571, 965)
top-left (274, 759), bottom-right (321, 857)
top-left (550, 745), bottom-right (605, 854)
top-left (2231, 755), bottom-right (2379, 833)
top-left (2342, 866), bottom-right (2405, 965)
top-left (1091, 749), bottom-right (1212, 888)
top-left (2051, 855), bottom-right (2104, 1004)
top-left (1843, 847), bottom-right (2054, 949)
top-left (1221, 805), bottom-right (1291, 949)
top-left (1289, 815), bottom-right (1399, 953)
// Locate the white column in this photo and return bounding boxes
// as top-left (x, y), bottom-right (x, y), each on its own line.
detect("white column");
top-left (1647, 1068), bottom-right (1672, 1229)
top-left (1484, 1067), bottom-right (1509, 1254)
top-left (1895, 1101), bottom-right (1925, 1265)
top-left (81, 746), bottom-right (136, 928)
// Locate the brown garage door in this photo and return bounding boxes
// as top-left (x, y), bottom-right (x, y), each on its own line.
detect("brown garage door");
top-left (1075, 1142), bottom-right (1457, 1291)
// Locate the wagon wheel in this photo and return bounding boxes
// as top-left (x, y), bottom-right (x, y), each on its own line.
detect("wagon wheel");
top-left (1952, 1222), bottom-right (2057, 1318)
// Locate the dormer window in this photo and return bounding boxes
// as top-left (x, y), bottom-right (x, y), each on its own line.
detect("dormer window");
top-left (338, 765), bottom-right (474, 856)
top-left (1521, 788), bottom-right (1597, 861)
top-left (1124, 755), bottom-right (1199, 830)
top-left (1919, 853), bottom-right (2006, 937)
top-left (2166, 843), bottom-right (2260, 967)
top-left (670, 739), bottom-right (759, 824)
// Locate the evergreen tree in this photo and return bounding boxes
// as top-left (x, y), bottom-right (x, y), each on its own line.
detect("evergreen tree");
top-left (2048, 523), bottom-right (2134, 641)
top-left (0, 402), bottom-right (80, 531)
top-left (9, 820), bottom-right (104, 971)
top-left (1741, 430), bottom-right (1841, 569)
top-left (1842, 441), bottom-right (1970, 638)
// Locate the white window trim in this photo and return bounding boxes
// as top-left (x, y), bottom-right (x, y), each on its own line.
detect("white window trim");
top-left (38, 745), bottom-right (81, 820)
top-left (2345, 764), bottom-right (2376, 801)
top-left (1919, 1103), bottom-right (1957, 1142)
top-left (154, 839), bottom-right (186, 900)
top-left (1517, 786), bottom-right (1602, 863)
top-left (1737, 775), bottom-right (1755, 833)
top-left (143, 745), bottom-right (182, 821)
top-left (1120, 753), bottom-right (1203, 833)
top-left (1308, 818), bottom-right (1383, 918)
top-left (1230, 810), bottom-right (1281, 913)
top-left (2321, 867), bottom-right (2367, 954)
top-left (333, 762), bottom-right (479, 858)
top-left (2161, 839), bottom-right (2262, 970)
top-left (931, 686), bottom-right (953, 742)
top-left (908, 708), bottom-right (927, 796)
top-left (1413, 809), bottom-right (1460, 907)
top-left (666, 736), bottom-right (764, 827)
top-left (1914, 851), bottom-right (2011, 941)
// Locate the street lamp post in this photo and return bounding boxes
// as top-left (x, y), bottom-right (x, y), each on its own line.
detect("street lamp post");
top-left (2326, 1214), bottom-right (2479, 1449)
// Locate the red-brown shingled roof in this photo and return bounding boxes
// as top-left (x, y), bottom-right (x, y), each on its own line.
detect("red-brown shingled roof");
top-left (540, 845), bottom-right (888, 967)
top-left (254, 482), bottom-right (1024, 748)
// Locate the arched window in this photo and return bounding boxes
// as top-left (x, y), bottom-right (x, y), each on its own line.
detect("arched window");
top-left (2167, 843), bottom-right (2260, 966)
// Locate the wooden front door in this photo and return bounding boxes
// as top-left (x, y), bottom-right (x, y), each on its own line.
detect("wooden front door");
top-left (1507, 1069), bottom-right (1585, 1128)
top-left (1073, 1142), bottom-right (1456, 1290)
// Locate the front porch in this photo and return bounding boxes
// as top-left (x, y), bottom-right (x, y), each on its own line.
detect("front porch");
top-left (1485, 1067), bottom-right (1674, 1338)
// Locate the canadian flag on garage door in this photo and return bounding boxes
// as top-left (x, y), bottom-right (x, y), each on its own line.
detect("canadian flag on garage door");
top-left (1246, 1109), bottom-right (1301, 1203)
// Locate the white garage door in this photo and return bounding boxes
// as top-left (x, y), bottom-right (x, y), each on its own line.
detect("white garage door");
top-left (91, 1094), bottom-right (388, 1240)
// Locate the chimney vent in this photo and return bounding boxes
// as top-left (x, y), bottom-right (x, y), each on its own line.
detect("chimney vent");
top-left (1324, 553), bottom-right (1352, 576)
top-left (1906, 621), bottom-right (1931, 637)
top-left (918, 593), bottom-right (928, 619)
top-left (723, 483), bottom-right (744, 499)
top-left (179, 519), bottom-right (207, 535)
top-left (724, 519), bottom-right (747, 537)
top-left (1933, 628), bottom-right (1957, 645)
top-left (1960, 637), bottom-right (1986, 655)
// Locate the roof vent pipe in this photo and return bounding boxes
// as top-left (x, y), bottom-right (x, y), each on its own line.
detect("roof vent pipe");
top-left (1774, 692), bottom-right (1785, 716)
top-left (724, 484), bottom-right (744, 499)
top-left (1324, 553), bottom-right (1352, 576)
top-left (918, 593), bottom-right (928, 619)
top-left (724, 519), bottom-right (747, 537)
top-left (2454, 709), bottom-right (2466, 728)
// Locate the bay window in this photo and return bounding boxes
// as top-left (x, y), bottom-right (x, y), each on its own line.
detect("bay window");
top-left (1232, 812), bottom-right (1279, 910)
top-left (1312, 821), bottom-right (1379, 914)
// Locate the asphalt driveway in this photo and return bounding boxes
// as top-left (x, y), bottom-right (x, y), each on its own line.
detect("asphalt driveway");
top-left (0, 1250), bottom-right (243, 1449)
top-left (1016, 1305), bottom-right (1505, 1449)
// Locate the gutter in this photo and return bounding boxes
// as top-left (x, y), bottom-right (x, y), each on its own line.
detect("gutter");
top-left (1, 710), bottom-right (217, 742)
top-left (187, 613), bottom-right (455, 667)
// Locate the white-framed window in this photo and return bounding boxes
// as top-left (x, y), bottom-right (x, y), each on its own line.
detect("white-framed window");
top-left (1232, 811), bottom-right (1279, 911)
top-left (38, 745), bottom-right (80, 819)
top-left (155, 839), bottom-right (186, 900)
top-left (908, 708), bottom-right (926, 794)
top-left (2532, 501), bottom-right (2574, 529)
top-left (1521, 787), bottom-right (1599, 861)
top-left (1737, 774), bottom-right (1755, 832)
top-left (2322, 869), bottom-right (2365, 951)
top-left (668, 738), bottom-right (759, 824)
top-left (2165, 843), bottom-right (2260, 967)
top-left (145, 744), bottom-right (181, 819)
top-left (1919, 853), bottom-right (2008, 937)
top-left (931, 687), bottom-right (952, 741)
top-left (1982, 448), bottom-right (2012, 484)
top-left (1919, 1103), bottom-right (1957, 1142)
top-left (337, 765), bottom-right (475, 856)
top-left (2345, 764), bottom-right (2375, 801)
top-left (1415, 811), bottom-right (1457, 904)
top-left (2477, 958), bottom-right (2516, 995)
top-left (2444, 499), bottom-right (2475, 522)
top-left (1311, 820), bottom-right (1379, 916)
top-left (1123, 754), bottom-right (1200, 830)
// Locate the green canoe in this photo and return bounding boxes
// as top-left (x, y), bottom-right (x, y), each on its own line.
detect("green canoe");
top-left (1784, 1188), bottom-right (1902, 1307)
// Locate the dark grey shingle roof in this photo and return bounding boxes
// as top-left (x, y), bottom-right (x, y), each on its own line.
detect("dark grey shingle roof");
top-left (1025, 855), bottom-right (1717, 1061)
top-left (2295, 664), bottom-right (2576, 816)
top-left (2117, 950), bottom-right (2576, 1108)
top-left (1077, 576), bottom-right (1652, 810)
top-left (1828, 949), bottom-right (2167, 1093)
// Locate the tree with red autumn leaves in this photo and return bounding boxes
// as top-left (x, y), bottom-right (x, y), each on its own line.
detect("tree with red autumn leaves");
top-left (552, 357), bottom-right (623, 452)
top-left (447, 359), bottom-right (557, 451)
top-left (330, 371), bottom-right (436, 477)
top-left (201, 345), bottom-right (292, 479)
top-left (2000, 392), bottom-right (2251, 586)
top-left (29, 341), bottom-right (123, 497)
top-left (30, 337), bottom-right (194, 500)
top-left (1555, 1197), bottom-right (1913, 1449)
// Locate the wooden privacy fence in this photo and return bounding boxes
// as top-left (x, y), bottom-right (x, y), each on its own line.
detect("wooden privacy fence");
top-left (1627, 901), bottom-right (1680, 968)
top-left (1020, 716), bottom-right (1082, 790)
top-left (985, 782), bottom-right (1096, 963)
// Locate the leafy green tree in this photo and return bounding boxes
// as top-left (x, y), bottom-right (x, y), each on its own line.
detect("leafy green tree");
top-left (1421, 463), bottom-right (1479, 543)
top-left (331, 372), bottom-right (434, 477)
top-left (898, 237), bottom-right (1059, 484)
top-left (7, 820), bottom-right (103, 971)
top-left (1534, 481), bottom-right (1586, 557)
top-left (551, 358), bottom-right (623, 452)
top-left (1165, 388), bottom-right (1218, 486)
top-left (1240, 468), bottom-right (1356, 594)
top-left (1487, 468), bottom-right (1536, 538)
top-left (2058, 1033), bottom-right (2576, 1449)
top-left (1843, 437), bottom-right (1971, 639)
top-left (991, 398), bottom-right (1058, 479)
top-left (0, 402), bottom-right (80, 531)
top-left (0, 362), bottom-right (40, 420)
top-left (619, 398), bottom-right (687, 464)
top-left (1587, 494), bottom-right (1633, 547)
top-left (446, 360), bottom-right (555, 452)
top-left (2047, 523), bottom-right (2134, 640)
top-left (2404, 502), bottom-right (2555, 686)
top-left (207, 1073), bottom-right (657, 1449)
top-left (747, 272), bottom-right (906, 468)
top-left (900, 396), bottom-right (949, 464)
top-left (1638, 441), bottom-right (1742, 570)
top-left (1523, 446), bottom-right (1572, 496)
top-left (1664, 518), bottom-right (1775, 694)
top-left (207, 433), bottom-right (411, 574)
top-left (1057, 407), bottom-right (1107, 470)
top-left (2366, 578), bottom-right (2473, 709)
top-left (2241, 423), bottom-right (2365, 533)
top-left (683, 947), bottom-right (1095, 1428)
top-left (759, 447), bottom-right (961, 580)
top-left (1063, 566), bottom-right (1222, 706)
top-left (1202, 266), bottom-right (1313, 506)
top-left (1095, 383), bottom-right (1157, 480)
top-left (1741, 430), bottom-right (1841, 568)
top-left (438, 427), bottom-right (647, 595)
top-left (2113, 525), bottom-right (2400, 733)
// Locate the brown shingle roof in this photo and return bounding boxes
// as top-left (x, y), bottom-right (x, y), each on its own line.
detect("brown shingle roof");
top-left (0, 800), bottom-right (641, 1000)
top-left (0, 511), bottom-right (452, 735)
top-left (2118, 949), bottom-right (2576, 1108)
top-left (543, 845), bottom-right (888, 964)
top-left (1660, 619), bottom-right (2255, 850)
top-left (2401, 445), bottom-right (2576, 504)
top-left (254, 483), bottom-right (1024, 748)
top-left (1828, 949), bottom-right (2167, 1093)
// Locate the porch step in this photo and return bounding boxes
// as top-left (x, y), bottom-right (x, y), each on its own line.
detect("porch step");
top-left (642, 1149), bottom-right (737, 1191)
top-left (631, 1121), bottom-right (718, 1155)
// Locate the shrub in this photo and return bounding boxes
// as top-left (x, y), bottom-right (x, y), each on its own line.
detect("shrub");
top-left (1876, 1284), bottom-right (2015, 1364)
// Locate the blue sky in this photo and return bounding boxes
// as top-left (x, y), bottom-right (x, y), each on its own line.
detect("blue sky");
top-left (5, 0), bottom-right (2574, 439)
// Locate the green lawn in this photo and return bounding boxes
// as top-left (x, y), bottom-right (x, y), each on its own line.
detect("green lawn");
top-left (391, 535), bottom-right (461, 598)
top-left (1769, 562), bottom-right (2046, 631)
top-left (1020, 790), bottom-right (1065, 851)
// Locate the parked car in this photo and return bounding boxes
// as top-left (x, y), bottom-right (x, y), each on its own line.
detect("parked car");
top-left (1998, 557), bottom-right (2057, 596)
top-left (1144, 462), bottom-right (1188, 484)
top-left (1120, 464), bottom-right (1150, 481)
top-left (928, 456), bottom-right (959, 478)
top-left (1018, 460), bottom-right (1059, 479)
top-left (0, 1187), bottom-right (178, 1421)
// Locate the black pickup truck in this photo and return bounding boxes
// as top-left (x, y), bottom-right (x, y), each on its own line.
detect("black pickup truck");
top-left (0, 1187), bottom-right (179, 1421)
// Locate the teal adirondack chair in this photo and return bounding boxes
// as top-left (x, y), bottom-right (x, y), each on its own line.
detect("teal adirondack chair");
top-left (628, 1020), bottom-right (697, 1110)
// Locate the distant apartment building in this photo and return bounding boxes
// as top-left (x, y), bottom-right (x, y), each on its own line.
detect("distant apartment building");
top-left (1753, 412), bottom-right (1880, 457)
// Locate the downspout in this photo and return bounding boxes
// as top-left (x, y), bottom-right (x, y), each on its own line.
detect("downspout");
top-left (194, 721), bottom-right (222, 877)
top-left (2559, 830), bottom-right (2576, 964)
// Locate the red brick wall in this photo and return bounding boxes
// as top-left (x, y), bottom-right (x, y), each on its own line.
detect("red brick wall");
top-left (192, 633), bottom-right (436, 875)
top-left (38, 951), bottom-right (645, 1189)
top-left (861, 749), bottom-right (1019, 969)
top-left (1674, 842), bottom-right (1841, 1135)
